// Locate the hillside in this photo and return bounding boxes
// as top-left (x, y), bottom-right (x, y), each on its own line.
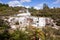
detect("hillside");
top-left (0, 3), bottom-right (60, 40)
top-left (0, 3), bottom-right (60, 26)
top-left (0, 3), bottom-right (27, 16)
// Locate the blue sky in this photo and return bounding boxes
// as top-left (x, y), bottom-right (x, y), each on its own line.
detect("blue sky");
top-left (0, 0), bottom-right (60, 9)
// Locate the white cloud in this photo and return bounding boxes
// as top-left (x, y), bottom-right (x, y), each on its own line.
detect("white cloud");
top-left (8, 0), bottom-right (31, 7)
top-left (20, 0), bottom-right (31, 3)
top-left (53, 0), bottom-right (60, 4)
top-left (24, 6), bottom-right (30, 8)
top-left (11, 0), bottom-right (31, 3)
top-left (34, 3), bottom-right (43, 10)
top-left (8, 1), bottom-right (22, 7)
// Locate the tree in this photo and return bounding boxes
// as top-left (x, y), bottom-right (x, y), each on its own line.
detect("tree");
top-left (43, 3), bottom-right (49, 10)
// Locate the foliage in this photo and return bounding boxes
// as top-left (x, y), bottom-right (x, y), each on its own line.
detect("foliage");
top-left (28, 3), bottom-right (60, 26)
top-left (42, 27), bottom-right (60, 40)
top-left (9, 30), bottom-right (31, 40)
top-left (0, 3), bottom-right (60, 40)
top-left (25, 26), bottom-right (45, 40)
top-left (0, 17), bottom-right (60, 40)
top-left (0, 18), bottom-right (11, 40)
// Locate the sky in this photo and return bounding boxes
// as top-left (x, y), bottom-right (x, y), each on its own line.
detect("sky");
top-left (0, 0), bottom-right (60, 9)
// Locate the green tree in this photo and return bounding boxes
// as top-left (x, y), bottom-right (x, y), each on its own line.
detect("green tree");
top-left (43, 3), bottom-right (49, 10)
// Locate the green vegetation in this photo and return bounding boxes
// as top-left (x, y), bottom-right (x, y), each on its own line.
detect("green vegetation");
top-left (0, 3), bottom-right (26, 16)
top-left (28, 3), bottom-right (60, 26)
top-left (0, 3), bottom-right (60, 40)
top-left (0, 18), bottom-right (60, 40)
top-left (43, 27), bottom-right (60, 40)
top-left (0, 18), bottom-right (45, 40)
